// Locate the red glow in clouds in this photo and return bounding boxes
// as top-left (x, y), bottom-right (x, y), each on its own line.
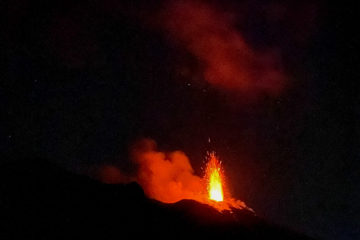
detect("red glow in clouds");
top-left (161, 0), bottom-right (285, 97)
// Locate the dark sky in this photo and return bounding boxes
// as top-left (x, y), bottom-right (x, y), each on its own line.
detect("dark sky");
top-left (2, 0), bottom-right (358, 239)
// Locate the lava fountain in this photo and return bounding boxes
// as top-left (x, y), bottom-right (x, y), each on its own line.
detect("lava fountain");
top-left (205, 152), bottom-right (224, 202)
top-left (202, 151), bottom-right (253, 213)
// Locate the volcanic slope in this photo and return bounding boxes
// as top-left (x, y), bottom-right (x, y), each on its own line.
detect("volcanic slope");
top-left (0, 158), bottom-right (315, 240)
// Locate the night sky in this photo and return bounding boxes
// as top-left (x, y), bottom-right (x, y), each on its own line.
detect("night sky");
top-left (2, 0), bottom-right (358, 239)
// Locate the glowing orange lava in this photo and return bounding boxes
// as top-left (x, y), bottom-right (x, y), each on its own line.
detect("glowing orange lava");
top-left (205, 152), bottom-right (224, 202)
top-left (202, 152), bottom-right (252, 213)
top-left (130, 139), bottom-right (252, 212)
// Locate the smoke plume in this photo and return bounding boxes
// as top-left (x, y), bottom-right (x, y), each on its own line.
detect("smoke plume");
top-left (131, 139), bottom-right (204, 203)
top-left (98, 165), bottom-right (133, 184)
top-left (160, 0), bottom-right (286, 97)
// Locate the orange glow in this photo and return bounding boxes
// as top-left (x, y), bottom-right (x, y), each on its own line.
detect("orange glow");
top-left (161, 0), bottom-right (285, 97)
top-left (129, 139), bottom-right (253, 212)
top-left (205, 152), bottom-right (224, 202)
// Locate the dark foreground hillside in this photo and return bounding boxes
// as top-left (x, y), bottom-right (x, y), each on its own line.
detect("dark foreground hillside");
top-left (0, 159), bottom-right (314, 240)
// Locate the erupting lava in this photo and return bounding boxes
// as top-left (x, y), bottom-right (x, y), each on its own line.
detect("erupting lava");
top-left (131, 139), bottom-right (252, 213)
top-left (202, 151), bottom-right (252, 212)
top-left (205, 152), bottom-right (224, 202)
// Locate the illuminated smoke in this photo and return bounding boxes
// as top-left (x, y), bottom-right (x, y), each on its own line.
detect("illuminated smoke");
top-left (98, 165), bottom-right (132, 184)
top-left (161, 0), bottom-right (285, 97)
top-left (131, 139), bottom-right (204, 203)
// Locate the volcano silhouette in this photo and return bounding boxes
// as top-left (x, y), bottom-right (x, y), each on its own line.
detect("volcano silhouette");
top-left (0, 158), bottom-right (314, 240)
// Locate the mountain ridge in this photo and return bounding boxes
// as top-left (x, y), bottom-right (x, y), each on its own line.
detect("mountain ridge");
top-left (0, 158), bottom-right (315, 239)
